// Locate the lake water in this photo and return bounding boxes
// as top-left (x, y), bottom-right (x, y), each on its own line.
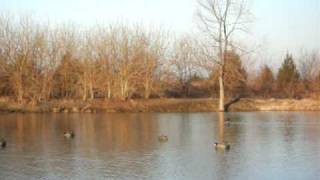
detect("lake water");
top-left (0, 112), bottom-right (319, 180)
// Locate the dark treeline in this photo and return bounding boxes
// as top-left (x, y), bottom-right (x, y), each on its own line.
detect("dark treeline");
top-left (251, 53), bottom-right (320, 99)
top-left (0, 16), bottom-right (319, 104)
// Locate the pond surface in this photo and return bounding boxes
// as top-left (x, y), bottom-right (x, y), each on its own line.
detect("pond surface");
top-left (0, 112), bottom-right (320, 180)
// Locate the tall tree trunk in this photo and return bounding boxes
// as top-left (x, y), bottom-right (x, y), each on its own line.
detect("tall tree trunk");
top-left (124, 81), bottom-right (128, 99)
top-left (218, 20), bottom-right (225, 112)
top-left (17, 84), bottom-right (23, 104)
top-left (120, 79), bottom-right (128, 100)
top-left (89, 81), bottom-right (94, 100)
top-left (218, 68), bottom-right (225, 112)
top-left (144, 79), bottom-right (151, 99)
top-left (16, 73), bottom-right (24, 104)
top-left (82, 83), bottom-right (87, 101)
top-left (107, 82), bottom-right (111, 99)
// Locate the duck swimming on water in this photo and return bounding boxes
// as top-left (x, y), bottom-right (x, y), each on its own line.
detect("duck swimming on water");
top-left (64, 131), bottom-right (75, 139)
top-left (0, 139), bottom-right (6, 149)
top-left (158, 135), bottom-right (168, 142)
top-left (214, 142), bottom-right (230, 150)
top-left (225, 118), bottom-right (232, 126)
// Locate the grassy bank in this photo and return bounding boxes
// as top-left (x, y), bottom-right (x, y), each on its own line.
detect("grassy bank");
top-left (1, 97), bottom-right (320, 113)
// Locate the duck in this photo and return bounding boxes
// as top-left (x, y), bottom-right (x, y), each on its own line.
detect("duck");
top-left (0, 139), bottom-right (6, 149)
top-left (64, 131), bottom-right (75, 139)
top-left (224, 121), bottom-right (231, 126)
top-left (158, 135), bottom-right (168, 142)
top-left (214, 142), bottom-right (230, 150)
top-left (224, 118), bottom-right (231, 126)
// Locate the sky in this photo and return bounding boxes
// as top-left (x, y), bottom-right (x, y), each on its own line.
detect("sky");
top-left (0, 0), bottom-right (319, 67)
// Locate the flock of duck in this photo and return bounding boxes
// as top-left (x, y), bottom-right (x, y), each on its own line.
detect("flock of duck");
top-left (1, 118), bottom-right (232, 151)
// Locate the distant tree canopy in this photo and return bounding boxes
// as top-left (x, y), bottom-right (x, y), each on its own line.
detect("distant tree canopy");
top-left (277, 54), bottom-right (301, 97)
top-left (277, 54), bottom-right (300, 86)
top-left (210, 51), bottom-right (247, 97)
top-left (253, 65), bottom-right (275, 97)
top-left (52, 52), bottom-right (81, 99)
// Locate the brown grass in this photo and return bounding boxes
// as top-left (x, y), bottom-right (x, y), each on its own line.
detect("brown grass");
top-left (0, 97), bottom-right (320, 113)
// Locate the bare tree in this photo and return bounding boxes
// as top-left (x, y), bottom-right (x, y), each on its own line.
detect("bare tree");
top-left (197, 0), bottom-right (251, 111)
top-left (0, 14), bottom-right (14, 97)
top-left (170, 37), bottom-right (199, 97)
top-left (299, 50), bottom-right (320, 81)
top-left (140, 30), bottom-right (166, 99)
top-left (52, 25), bottom-right (80, 99)
top-left (78, 31), bottom-right (97, 101)
top-left (90, 25), bottom-right (116, 99)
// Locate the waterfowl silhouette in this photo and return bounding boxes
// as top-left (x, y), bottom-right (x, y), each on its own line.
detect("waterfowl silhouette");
top-left (214, 142), bottom-right (230, 150)
top-left (64, 131), bottom-right (75, 139)
top-left (0, 139), bottom-right (6, 149)
top-left (158, 135), bottom-right (168, 142)
top-left (224, 118), bottom-right (232, 126)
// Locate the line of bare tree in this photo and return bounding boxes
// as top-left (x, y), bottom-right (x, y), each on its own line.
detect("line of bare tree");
top-left (0, 12), bottom-right (319, 106)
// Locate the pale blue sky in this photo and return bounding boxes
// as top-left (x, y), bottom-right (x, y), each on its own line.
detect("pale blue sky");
top-left (0, 0), bottom-right (319, 66)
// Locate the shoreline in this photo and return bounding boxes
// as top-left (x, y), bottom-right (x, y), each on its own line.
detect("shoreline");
top-left (1, 98), bottom-right (320, 113)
